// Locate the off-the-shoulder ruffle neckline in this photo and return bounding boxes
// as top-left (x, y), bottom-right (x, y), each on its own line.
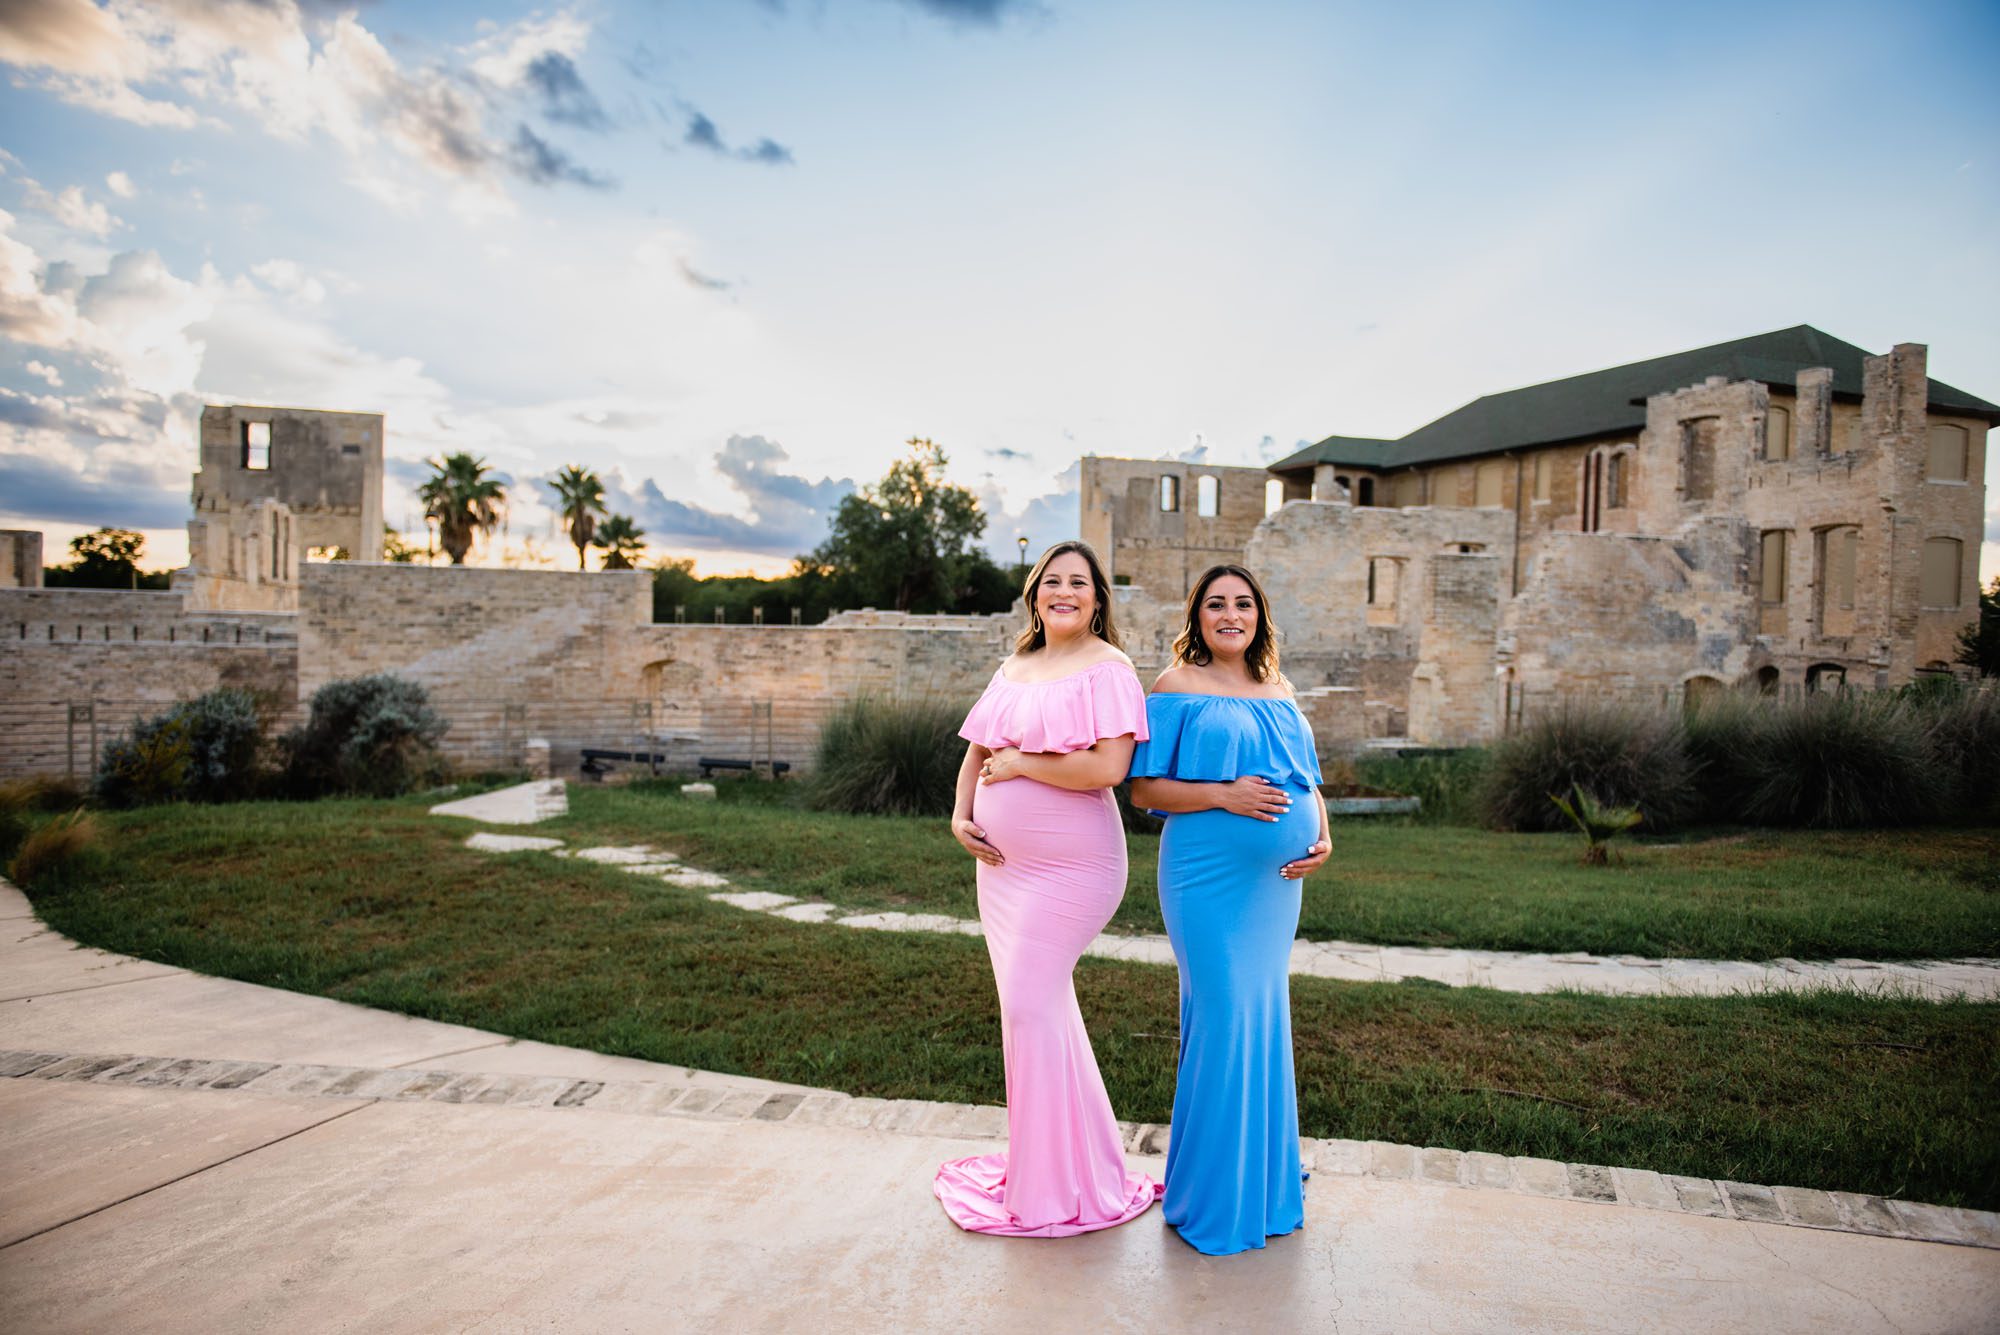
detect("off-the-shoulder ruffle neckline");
top-left (993, 657), bottom-right (1133, 687)
top-left (1150, 691), bottom-right (1295, 703)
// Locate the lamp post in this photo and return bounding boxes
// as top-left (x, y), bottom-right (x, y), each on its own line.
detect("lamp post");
top-left (1016, 534), bottom-right (1028, 573)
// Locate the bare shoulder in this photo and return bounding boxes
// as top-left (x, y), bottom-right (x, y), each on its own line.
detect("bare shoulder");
top-left (1152, 663), bottom-right (1198, 692)
top-left (1276, 672), bottom-right (1298, 698)
top-left (1096, 645), bottom-right (1136, 671)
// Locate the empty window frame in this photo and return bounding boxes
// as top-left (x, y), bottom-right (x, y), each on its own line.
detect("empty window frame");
top-left (1681, 417), bottom-right (1718, 501)
top-left (1356, 477), bottom-right (1376, 506)
top-left (1818, 526), bottom-right (1859, 612)
top-left (1926, 424), bottom-right (1969, 482)
top-left (1196, 474), bottom-right (1219, 517)
top-left (1759, 529), bottom-right (1789, 604)
top-left (1159, 475), bottom-right (1180, 512)
top-left (1763, 405), bottom-right (1792, 462)
top-left (242, 421), bottom-right (271, 471)
top-left (1920, 537), bottom-right (1963, 607)
top-left (1605, 453), bottom-right (1627, 509)
top-left (1531, 453), bottom-right (1552, 502)
top-left (1365, 557), bottom-right (1400, 607)
top-left (1474, 461), bottom-right (1504, 508)
top-left (1579, 452), bottom-right (1604, 532)
top-left (1265, 478), bottom-right (1285, 516)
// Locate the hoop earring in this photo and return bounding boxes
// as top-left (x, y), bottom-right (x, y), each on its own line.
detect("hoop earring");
top-left (1031, 612), bottom-right (1043, 637)
top-left (1091, 608), bottom-right (1104, 636)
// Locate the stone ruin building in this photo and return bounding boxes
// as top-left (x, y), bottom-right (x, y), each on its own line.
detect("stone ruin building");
top-left (0, 326), bottom-right (1989, 781)
top-left (1085, 326), bottom-right (1992, 746)
top-left (182, 404), bottom-right (386, 612)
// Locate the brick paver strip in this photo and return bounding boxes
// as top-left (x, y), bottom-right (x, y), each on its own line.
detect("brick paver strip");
top-left (4, 1045), bottom-right (1990, 1251)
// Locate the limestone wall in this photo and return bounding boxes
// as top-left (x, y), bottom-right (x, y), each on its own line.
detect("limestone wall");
top-left (1080, 456), bottom-right (1274, 602)
top-left (0, 587), bottom-right (298, 781)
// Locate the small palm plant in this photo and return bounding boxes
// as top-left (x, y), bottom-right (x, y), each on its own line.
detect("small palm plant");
top-left (594, 513), bottom-right (647, 570)
top-left (548, 465), bottom-right (607, 570)
top-left (418, 453), bottom-right (507, 565)
top-left (1548, 782), bottom-right (1642, 866)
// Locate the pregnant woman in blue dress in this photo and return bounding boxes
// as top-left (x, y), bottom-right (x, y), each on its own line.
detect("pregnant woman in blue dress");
top-left (1127, 564), bottom-right (1331, 1256)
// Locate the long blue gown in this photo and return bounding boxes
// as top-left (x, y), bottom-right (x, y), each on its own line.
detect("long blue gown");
top-left (1128, 693), bottom-right (1323, 1256)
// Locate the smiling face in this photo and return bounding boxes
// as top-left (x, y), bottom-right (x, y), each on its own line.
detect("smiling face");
top-left (1198, 573), bottom-right (1258, 660)
top-left (1035, 550), bottom-right (1099, 641)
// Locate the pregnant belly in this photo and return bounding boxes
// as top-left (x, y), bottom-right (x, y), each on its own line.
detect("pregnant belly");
top-left (972, 777), bottom-right (1123, 878)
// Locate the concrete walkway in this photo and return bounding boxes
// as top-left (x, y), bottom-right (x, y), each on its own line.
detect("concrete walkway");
top-left (3, 882), bottom-right (1997, 1332)
top-left (461, 828), bottom-right (2000, 1001)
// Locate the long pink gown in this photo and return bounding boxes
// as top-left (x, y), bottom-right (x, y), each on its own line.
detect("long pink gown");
top-left (933, 658), bottom-right (1163, 1237)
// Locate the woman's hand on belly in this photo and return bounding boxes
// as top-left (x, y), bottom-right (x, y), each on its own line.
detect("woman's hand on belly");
top-left (979, 747), bottom-right (1025, 786)
top-left (1215, 775), bottom-right (1293, 822)
top-left (952, 816), bottom-right (1005, 868)
top-left (1280, 836), bottom-right (1331, 881)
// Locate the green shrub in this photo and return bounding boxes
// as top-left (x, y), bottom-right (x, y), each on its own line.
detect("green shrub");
top-left (1479, 703), bottom-right (1696, 833)
top-left (280, 674), bottom-right (449, 798)
top-left (806, 695), bottom-right (968, 818)
top-left (93, 688), bottom-right (265, 808)
top-left (1353, 750), bottom-right (1489, 826)
top-left (7, 810), bottom-right (101, 889)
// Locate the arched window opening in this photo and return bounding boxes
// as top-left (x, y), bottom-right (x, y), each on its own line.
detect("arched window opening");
top-left (1764, 406), bottom-right (1792, 462)
top-left (1753, 665), bottom-right (1781, 696)
top-left (1159, 475), bottom-right (1180, 512)
top-left (1759, 530), bottom-right (1789, 605)
top-left (1682, 676), bottom-right (1725, 713)
top-left (1806, 662), bottom-right (1847, 693)
top-left (1815, 525), bottom-right (1859, 636)
top-left (1196, 474), bottom-right (1219, 517)
top-left (1264, 478), bottom-right (1285, 516)
top-left (1920, 537), bottom-right (1963, 607)
top-left (1606, 453), bottom-right (1627, 509)
top-left (1356, 477), bottom-right (1376, 506)
top-left (1926, 424), bottom-right (1969, 482)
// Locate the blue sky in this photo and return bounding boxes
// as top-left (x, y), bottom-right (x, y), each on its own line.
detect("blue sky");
top-left (1, 0), bottom-right (1996, 577)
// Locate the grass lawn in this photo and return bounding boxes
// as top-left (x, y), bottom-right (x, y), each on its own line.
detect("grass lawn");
top-left (545, 779), bottom-right (2000, 962)
top-left (22, 791), bottom-right (1999, 1210)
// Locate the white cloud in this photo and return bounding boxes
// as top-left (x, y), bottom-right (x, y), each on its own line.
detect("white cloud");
top-left (104, 169), bottom-right (135, 198)
top-left (251, 258), bottom-right (327, 305)
top-left (0, 2), bottom-right (609, 196)
top-left (25, 359), bottom-right (61, 386)
top-left (19, 176), bottom-right (121, 235)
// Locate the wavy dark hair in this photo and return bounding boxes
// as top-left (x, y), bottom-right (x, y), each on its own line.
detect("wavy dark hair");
top-left (1171, 563), bottom-right (1279, 682)
top-left (1013, 540), bottom-right (1123, 653)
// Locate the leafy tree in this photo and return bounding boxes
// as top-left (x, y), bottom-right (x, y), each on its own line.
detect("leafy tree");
top-left (801, 438), bottom-right (1011, 613)
top-left (548, 464), bottom-right (608, 570)
top-left (1956, 576), bottom-right (2000, 678)
top-left (61, 527), bottom-right (145, 589)
top-left (594, 513), bottom-right (646, 570)
top-left (418, 453), bottom-right (507, 565)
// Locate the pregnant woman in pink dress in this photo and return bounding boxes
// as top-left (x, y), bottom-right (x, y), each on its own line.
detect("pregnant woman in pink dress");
top-left (934, 540), bottom-right (1162, 1237)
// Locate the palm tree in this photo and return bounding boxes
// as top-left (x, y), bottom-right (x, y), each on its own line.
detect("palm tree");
top-left (548, 464), bottom-right (608, 570)
top-left (418, 453), bottom-right (507, 565)
top-left (594, 513), bottom-right (647, 570)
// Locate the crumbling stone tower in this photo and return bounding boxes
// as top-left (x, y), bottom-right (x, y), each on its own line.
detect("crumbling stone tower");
top-left (184, 405), bottom-right (384, 612)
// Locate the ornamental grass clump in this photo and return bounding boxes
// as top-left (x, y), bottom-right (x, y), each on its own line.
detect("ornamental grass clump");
top-left (6, 810), bottom-right (101, 890)
top-left (1478, 702), bottom-right (1696, 833)
top-left (1918, 683), bottom-right (2000, 824)
top-left (280, 674), bottom-right (449, 798)
top-left (94, 688), bottom-right (265, 808)
top-left (1549, 782), bottom-right (1644, 865)
top-left (1735, 690), bottom-right (1939, 828)
top-left (806, 694), bottom-right (968, 818)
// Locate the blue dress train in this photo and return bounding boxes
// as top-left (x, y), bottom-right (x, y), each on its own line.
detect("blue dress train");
top-left (1129, 693), bottom-right (1323, 1256)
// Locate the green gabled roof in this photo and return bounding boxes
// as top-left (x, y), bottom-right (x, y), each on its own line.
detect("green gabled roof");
top-left (1269, 434), bottom-right (1396, 474)
top-left (1307, 325), bottom-right (2000, 473)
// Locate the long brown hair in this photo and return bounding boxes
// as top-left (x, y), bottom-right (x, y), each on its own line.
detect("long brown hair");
top-left (1171, 563), bottom-right (1280, 682)
top-left (1013, 540), bottom-right (1123, 653)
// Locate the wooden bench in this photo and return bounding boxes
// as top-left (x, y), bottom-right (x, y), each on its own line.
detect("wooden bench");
top-left (697, 757), bottom-right (792, 778)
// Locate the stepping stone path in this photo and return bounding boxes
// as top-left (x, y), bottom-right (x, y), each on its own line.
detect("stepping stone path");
top-left (461, 831), bottom-right (2000, 1001)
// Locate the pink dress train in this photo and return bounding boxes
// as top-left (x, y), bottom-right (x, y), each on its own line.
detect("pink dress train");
top-left (933, 659), bottom-right (1163, 1237)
